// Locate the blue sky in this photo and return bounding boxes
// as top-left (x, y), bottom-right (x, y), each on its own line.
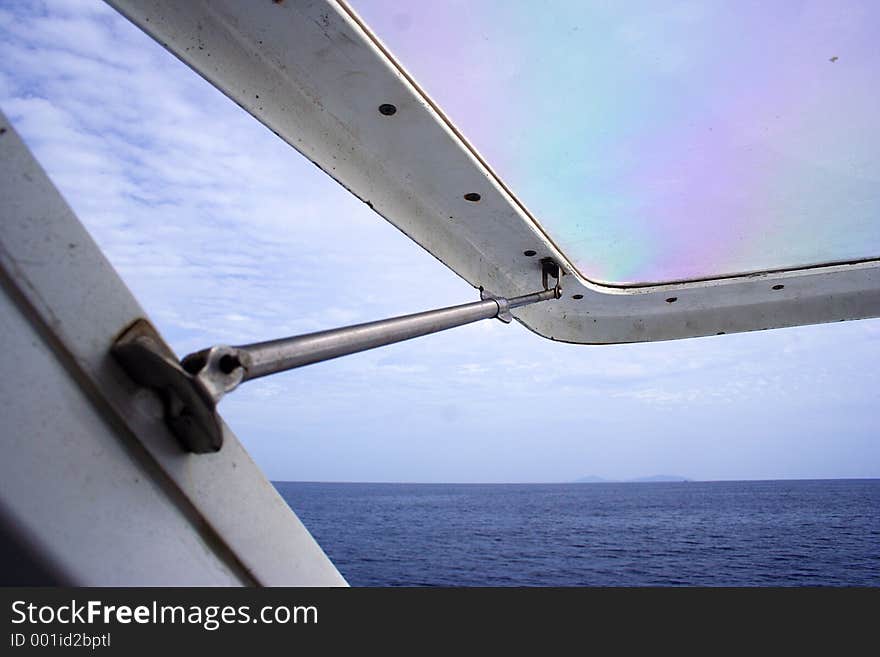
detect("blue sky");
top-left (1, 0), bottom-right (878, 482)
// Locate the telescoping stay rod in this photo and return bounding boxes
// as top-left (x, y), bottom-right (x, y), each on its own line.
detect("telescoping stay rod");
top-left (112, 263), bottom-right (562, 453)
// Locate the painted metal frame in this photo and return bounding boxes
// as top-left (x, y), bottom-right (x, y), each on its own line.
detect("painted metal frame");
top-left (0, 112), bottom-right (346, 586)
top-left (107, 0), bottom-right (880, 344)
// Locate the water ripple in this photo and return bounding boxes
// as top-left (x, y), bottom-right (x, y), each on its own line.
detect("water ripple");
top-left (274, 480), bottom-right (880, 586)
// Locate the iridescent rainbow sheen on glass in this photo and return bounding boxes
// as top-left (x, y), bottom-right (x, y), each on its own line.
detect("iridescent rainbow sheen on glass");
top-left (351, 0), bottom-right (880, 284)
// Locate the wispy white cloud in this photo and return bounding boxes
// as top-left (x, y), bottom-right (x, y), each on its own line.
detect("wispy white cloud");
top-left (2, 0), bottom-right (878, 482)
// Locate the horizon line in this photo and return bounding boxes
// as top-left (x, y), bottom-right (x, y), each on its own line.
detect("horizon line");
top-left (271, 476), bottom-right (880, 485)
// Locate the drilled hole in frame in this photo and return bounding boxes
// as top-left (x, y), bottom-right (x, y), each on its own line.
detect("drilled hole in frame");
top-left (463, 192), bottom-right (481, 202)
top-left (666, 297), bottom-right (678, 303)
top-left (523, 250), bottom-right (537, 257)
top-left (572, 294), bottom-right (584, 300)
top-left (378, 103), bottom-right (397, 116)
top-left (772, 284), bottom-right (785, 290)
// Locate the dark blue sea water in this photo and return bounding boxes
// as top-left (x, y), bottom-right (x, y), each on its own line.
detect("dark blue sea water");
top-left (274, 479), bottom-right (880, 586)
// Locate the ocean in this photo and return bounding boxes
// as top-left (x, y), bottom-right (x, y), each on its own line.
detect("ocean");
top-left (274, 479), bottom-right (879, 586)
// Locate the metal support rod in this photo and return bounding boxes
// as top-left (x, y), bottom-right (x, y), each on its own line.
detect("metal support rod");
top-left (247, 288), bottom-right (555, 380)
top-left (180, 288), bottom-right (558, 404)
top-left (113, 272), bottom-right (561, 453)
top-left (241, 298), bottom-right (504, 380)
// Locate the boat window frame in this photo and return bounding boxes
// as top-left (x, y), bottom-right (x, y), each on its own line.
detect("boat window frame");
top-left (105, 0), bottom-right (880, 344)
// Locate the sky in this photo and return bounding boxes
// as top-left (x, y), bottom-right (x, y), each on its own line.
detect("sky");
top-left (0, 0), bottom-right (877, 483)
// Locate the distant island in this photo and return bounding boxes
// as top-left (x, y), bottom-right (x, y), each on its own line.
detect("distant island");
top-left (574, 475), bottom-right (690, 483)
top-left (574, 475), bottom-right (609, 483)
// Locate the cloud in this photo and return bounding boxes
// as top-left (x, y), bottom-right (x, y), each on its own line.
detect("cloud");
top-left (2, 0), bottom-right (878, 482)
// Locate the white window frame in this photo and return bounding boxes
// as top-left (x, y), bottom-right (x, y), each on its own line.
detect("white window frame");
top-left (107, 0), bottom-right (880, 344)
